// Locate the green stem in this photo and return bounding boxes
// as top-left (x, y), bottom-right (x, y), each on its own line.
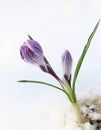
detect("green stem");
top-left (71, 102), bottom-right (82, 124)
top-left (62, 78), bottom-right (76, 103)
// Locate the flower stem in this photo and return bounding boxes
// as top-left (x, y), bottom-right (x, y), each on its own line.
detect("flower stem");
top-left (71, 102), bottom-right (82, 124)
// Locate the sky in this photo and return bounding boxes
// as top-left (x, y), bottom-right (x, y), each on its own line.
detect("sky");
top-left (0, 0), bottom-right (101, 130)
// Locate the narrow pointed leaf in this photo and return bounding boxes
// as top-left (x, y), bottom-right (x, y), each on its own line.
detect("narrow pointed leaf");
top-left (18, 80), bottom-right (73, 103)
top-left (72, 20), bottom-right (100, 93)
top-left (28, 35), bottom-right (33, 40)
top-left (18, 80), bottom-right (65, 92)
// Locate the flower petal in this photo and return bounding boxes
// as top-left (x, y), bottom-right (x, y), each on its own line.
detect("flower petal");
top-left (20, 38), bottom-right (60, 81)
top-left (20, 39), bottom-right (46, 68)
top-left (61, 50), bottom-right (73, 83)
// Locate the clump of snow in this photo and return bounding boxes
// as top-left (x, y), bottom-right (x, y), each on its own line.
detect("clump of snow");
top-left (61, 92), bottom-right (101, 130)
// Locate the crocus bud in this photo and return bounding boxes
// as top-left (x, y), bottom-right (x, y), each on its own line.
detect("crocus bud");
top-left (61, 50), bottom-right (73, 84)
top-left (20, 38), bottom-right (60, 81)
top-left (20, 39), bottom-right (48, 71)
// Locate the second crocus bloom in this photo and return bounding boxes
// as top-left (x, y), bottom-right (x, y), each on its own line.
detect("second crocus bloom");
top-left (61, 50), bottom-right (73, 85)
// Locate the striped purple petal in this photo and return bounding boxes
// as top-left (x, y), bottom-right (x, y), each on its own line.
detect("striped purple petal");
top-left (20, 39), bottom-right (47, 71)
top-left (61, 50), bottom-right (73, 83)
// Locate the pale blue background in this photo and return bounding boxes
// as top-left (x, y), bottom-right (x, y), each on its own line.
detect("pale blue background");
top-left (0, 0), bottom-right (101, 129)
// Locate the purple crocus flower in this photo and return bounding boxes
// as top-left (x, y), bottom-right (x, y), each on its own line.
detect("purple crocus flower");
top-left (20, 38), bottom-right (60, 81)
top-left (20, 39), bottom-right (48, 72)
top-left (61, 50), bottom-right (73, 85)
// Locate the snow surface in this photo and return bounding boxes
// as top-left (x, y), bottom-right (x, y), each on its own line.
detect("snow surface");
top-left (61, 93), bottom-right (101, 130)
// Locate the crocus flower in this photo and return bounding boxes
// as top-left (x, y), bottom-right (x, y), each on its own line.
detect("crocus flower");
top-left (61, 50), bottom-right (73, 85)
top-left (20, 38), bottom-right (60, 81)
top-left (20, 39), bottom-right (48, 72)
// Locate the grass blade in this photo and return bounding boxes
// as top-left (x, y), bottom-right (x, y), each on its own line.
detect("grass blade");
top-left (18, 80), bottom-right (73, 103)
top-left (72, 20), bottom-right (100, 93)
top-left (18, 80), bottom-right (65, 92)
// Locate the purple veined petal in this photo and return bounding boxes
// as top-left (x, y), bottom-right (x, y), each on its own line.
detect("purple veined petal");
top-left (20, 39), bottom-right (61, 81)
top-left (61, 50), bottom-right (73, 83)
top-left (20, 39), bottom-right (48, 71)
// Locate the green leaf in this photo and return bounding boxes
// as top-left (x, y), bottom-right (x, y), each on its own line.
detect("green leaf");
top-left (18, 80), bottom-right (65, 92)
top-left (72, 20), bottom-right (100, 93)
top-left (18, 80), bottom-right (73, 103)
top-left (28, 35), bottom-right (33, 40)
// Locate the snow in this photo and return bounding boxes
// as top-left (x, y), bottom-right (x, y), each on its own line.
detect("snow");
top-left (61, 93), bottom-right (101, 130)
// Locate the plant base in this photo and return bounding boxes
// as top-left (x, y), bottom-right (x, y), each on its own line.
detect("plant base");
top-left (61, 93), bottom-right (101, 130)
